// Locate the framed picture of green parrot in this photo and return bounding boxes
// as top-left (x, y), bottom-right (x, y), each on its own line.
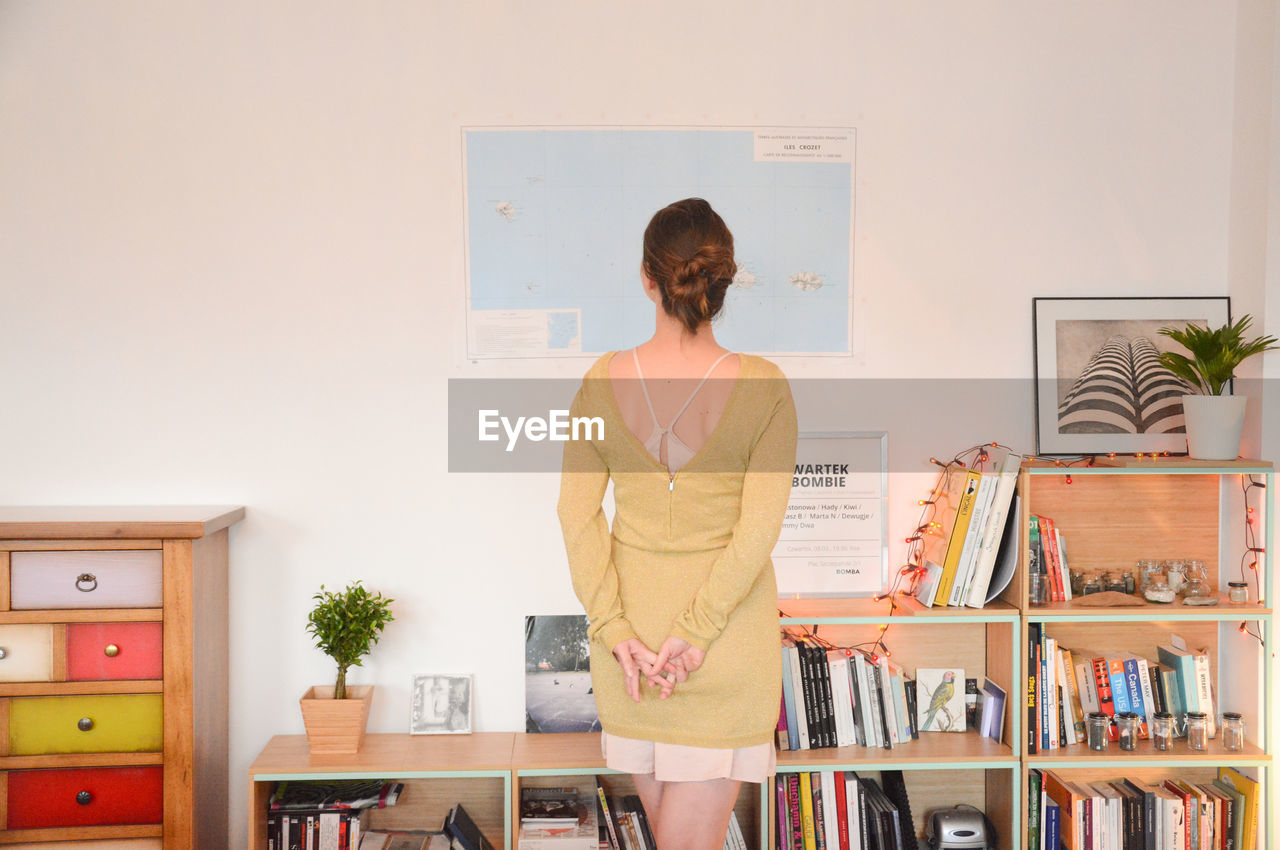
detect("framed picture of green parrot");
top-left (916, 667), bottom-right (966, 732)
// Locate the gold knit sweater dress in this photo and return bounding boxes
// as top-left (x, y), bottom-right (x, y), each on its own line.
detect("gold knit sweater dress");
top-left (557, 351), bottom-right (798, 751)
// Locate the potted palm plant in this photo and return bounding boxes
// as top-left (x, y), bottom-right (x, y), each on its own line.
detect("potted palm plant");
top-left (300, 581), bottom-right (394, 754)
top-left (1158, 314), bottom-right (1278, 460)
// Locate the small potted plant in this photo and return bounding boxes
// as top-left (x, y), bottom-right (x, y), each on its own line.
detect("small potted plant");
top-left (300, 581), bottom-right (394, 754)
top-left (1158, 314), bottom-right (1278, 460)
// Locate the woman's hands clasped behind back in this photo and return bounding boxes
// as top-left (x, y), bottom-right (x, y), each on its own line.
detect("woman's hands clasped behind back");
top-left (611, 636), bottom-right (707, 702)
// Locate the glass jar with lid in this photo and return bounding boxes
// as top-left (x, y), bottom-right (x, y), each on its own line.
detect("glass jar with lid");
top-left (1163, 560), bottom-right (1187, 594)
top-left (1086, 712), bottom-right (1111, 750)
top-left (1151, 712), bottom-right (1175, 750)
top-left (1138, 559), bottom-right (1163, 593)
top-left (1228, 581), bottom-right (1249, 604)
top-left (1186, 712), bottom-right (1209, 750)
top-left (1220, 712), bottom-right (1245, 751)
top-left (1143, 574), bottom-right (1176, 604)
top-left (1182, 559), bottom-right (1211, 598)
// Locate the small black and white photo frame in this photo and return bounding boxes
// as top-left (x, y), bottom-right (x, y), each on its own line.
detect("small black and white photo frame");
top-left (1033, 296), bottom-right (1231, 456)
top-left (410, 674), bottom-right (473, 735)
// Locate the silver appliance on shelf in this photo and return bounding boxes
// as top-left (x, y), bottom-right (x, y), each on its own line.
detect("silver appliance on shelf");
top-left (925, 806), bottom-right (994, 850)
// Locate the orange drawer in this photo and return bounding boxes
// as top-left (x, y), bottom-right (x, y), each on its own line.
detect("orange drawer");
top-left (7, 765), bottom-right (163, 829)
top-left (67, 623), bottom-right (162, 681)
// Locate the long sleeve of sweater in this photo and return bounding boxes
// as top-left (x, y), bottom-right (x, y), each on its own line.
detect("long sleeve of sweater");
top-left (557, 387), bottom-right (639, 653)
top-left (668, 379), bottom-right (798, 652)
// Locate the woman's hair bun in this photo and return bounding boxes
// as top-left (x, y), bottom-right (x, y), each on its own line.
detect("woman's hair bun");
top-left (642, 199), bottom-right (737, 334)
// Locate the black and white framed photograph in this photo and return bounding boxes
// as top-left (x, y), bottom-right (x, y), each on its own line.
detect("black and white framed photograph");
top-left (1033, 297), bottom-right (1231, 456)
top-left (523, 614), bottom-right (600, 733)
top-left (410, 673), bottom-right (473, 735)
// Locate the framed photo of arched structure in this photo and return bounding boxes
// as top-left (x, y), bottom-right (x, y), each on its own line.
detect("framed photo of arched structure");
top-left (1033, 296), bottom-right (1230, 456)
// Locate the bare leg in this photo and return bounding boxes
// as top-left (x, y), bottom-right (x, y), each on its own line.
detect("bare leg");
top-left (631, 772), bottom-right (666, 836)
top-left (650, 777), bottom-right (740, 850)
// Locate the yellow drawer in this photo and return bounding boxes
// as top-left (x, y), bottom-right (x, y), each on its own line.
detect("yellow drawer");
top-left (9, 694), bottom-right (162, 755)
top-left (0, 624), bottom-right (54, 682)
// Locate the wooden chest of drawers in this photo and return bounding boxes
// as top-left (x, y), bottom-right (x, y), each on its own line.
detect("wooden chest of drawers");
top-left (0, 507), bottom-right (243, 848)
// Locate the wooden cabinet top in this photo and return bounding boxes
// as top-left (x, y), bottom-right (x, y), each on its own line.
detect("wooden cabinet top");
top-left (250, 734), bottom-right (518, 776)
top-left (0, 506), bottom-right (245, 539)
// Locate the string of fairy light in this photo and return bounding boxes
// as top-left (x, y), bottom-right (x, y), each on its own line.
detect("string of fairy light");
top-left (780, 443), bottom-right (1269, 662)
top-left (1238, 473), bottom-right (1267, 646)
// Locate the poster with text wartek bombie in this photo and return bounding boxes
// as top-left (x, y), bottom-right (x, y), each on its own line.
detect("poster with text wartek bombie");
top-left (774, 433), bottom-right (887, 597)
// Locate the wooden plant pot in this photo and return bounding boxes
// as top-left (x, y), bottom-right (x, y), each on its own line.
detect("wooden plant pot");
top-left (299, 685), bottom-right (373, 754)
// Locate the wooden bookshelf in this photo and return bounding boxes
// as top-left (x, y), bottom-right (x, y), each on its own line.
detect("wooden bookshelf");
top-left (248, 734), bottom-right (515, 850)
top-left (243, 460), bottom-right (1276, 849)
top-left (1012, 460), bottom-right (1274, 849)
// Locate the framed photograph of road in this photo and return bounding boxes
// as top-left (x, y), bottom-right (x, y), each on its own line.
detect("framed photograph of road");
top-left (774, 431), bottom-right (888, 597)
top-left (1033, 296), bottom-right (1230, 456)
top-left (523, 614), bottom-right (600, 733)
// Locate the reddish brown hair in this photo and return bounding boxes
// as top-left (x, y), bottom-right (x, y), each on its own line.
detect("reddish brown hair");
top-left (641, 198), bottom-right (737, 334)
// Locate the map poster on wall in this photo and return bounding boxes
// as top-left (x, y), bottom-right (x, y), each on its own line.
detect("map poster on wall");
top-left (774, 432), bottom-right (888, 598)
top-left (463, 126), bottom-right (855, 358)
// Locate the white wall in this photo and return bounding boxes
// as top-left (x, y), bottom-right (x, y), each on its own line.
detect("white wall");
top-left (0, 3), bottom-right (1269, 845)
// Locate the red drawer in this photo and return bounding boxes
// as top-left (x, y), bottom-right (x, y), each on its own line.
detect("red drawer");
top-left (67, 623), bottom-right (163, 681)
top-left (7, 765), bottom-right (163, 829)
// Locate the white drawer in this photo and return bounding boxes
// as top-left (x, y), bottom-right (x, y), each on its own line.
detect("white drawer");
top-left (10, 550), bottom-right (163, 609)
top-left (0, 624), bottom-right (54, 681)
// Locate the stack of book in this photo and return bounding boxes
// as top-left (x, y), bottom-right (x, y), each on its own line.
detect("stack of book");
top-left (777, 638), bottom-right (920, 751)
top-left (358, 802), bottom-right (492, 850)
top-left (266, 780), bottom-right (404, 850)
top-left (775, 771), bottom-right (919, 850)
top-left (1026, 627), bottom-right (1216, 753)
top-left (586, 779), bottom-right (746, 850)
top-left (519, 784), bottom-right (598, 850)
top-left (1028, 513), bottom-right (1072, 602)
top-left (1029, 767), bottom-right (1260, 850)
top-left (912, 448), bottom-right (1021, 609)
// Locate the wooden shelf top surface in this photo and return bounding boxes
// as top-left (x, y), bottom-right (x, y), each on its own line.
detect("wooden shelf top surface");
top-left (776, 732), bottom-right (1015, 768)
top-left (0, 505), bottom-right (245, 539)
top-left (250, 733), bottom-right (516, 776)
top-left (1023, 457), bottom-right (1271, 472)
top-left (777, 596), bottom-right (1019, 622)
top-left (512, 732), bottom-right (605, 770)
top-left (1026, 600), bottom-right (1271, 620)
top-left (1026, 736), bottom-right (1269, 764)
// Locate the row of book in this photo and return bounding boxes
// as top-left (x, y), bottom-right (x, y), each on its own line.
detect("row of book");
top-left (774, 770), bottom-right (919, 850)
top-left (518, 779), bottom-right (747, 850)
top-left (1029, 512), bottom-right (1073, 602)
top-left (266, 780), bottom-right (406, 850)
top-left (912, 447), bottom-right (1021, 609)
top-left (1026, 625), bottom-right (1216, 753)
top-left (778, 639), bottom-right (922, 750)
top-left (1029, 768), bottom-right (1261, 850)
top-left (273, 804), bottom-right (488, 850)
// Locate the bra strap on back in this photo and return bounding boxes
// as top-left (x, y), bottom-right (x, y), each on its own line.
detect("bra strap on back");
top-left (632, 349), bottom-right (735, 431)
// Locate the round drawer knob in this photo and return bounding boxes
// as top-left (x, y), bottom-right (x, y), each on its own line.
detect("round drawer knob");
top-left (0, 647), bottom-right (7, 660)
top-left (104, 644), bottom-right (120, 658)
top-left (77, 717), bottom-right (94, 732)
top-left (75, 573), bottom-right (98, 592)
top-left (76, 790), bottom-right (93, 805)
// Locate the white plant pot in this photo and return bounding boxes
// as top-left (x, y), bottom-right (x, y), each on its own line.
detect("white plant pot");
top-left (1181, 394), bottom-right (1246, 460)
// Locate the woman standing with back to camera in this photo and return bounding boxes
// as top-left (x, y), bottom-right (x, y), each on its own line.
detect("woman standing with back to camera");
top-left (558, 198), bottom-right (797, 849)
